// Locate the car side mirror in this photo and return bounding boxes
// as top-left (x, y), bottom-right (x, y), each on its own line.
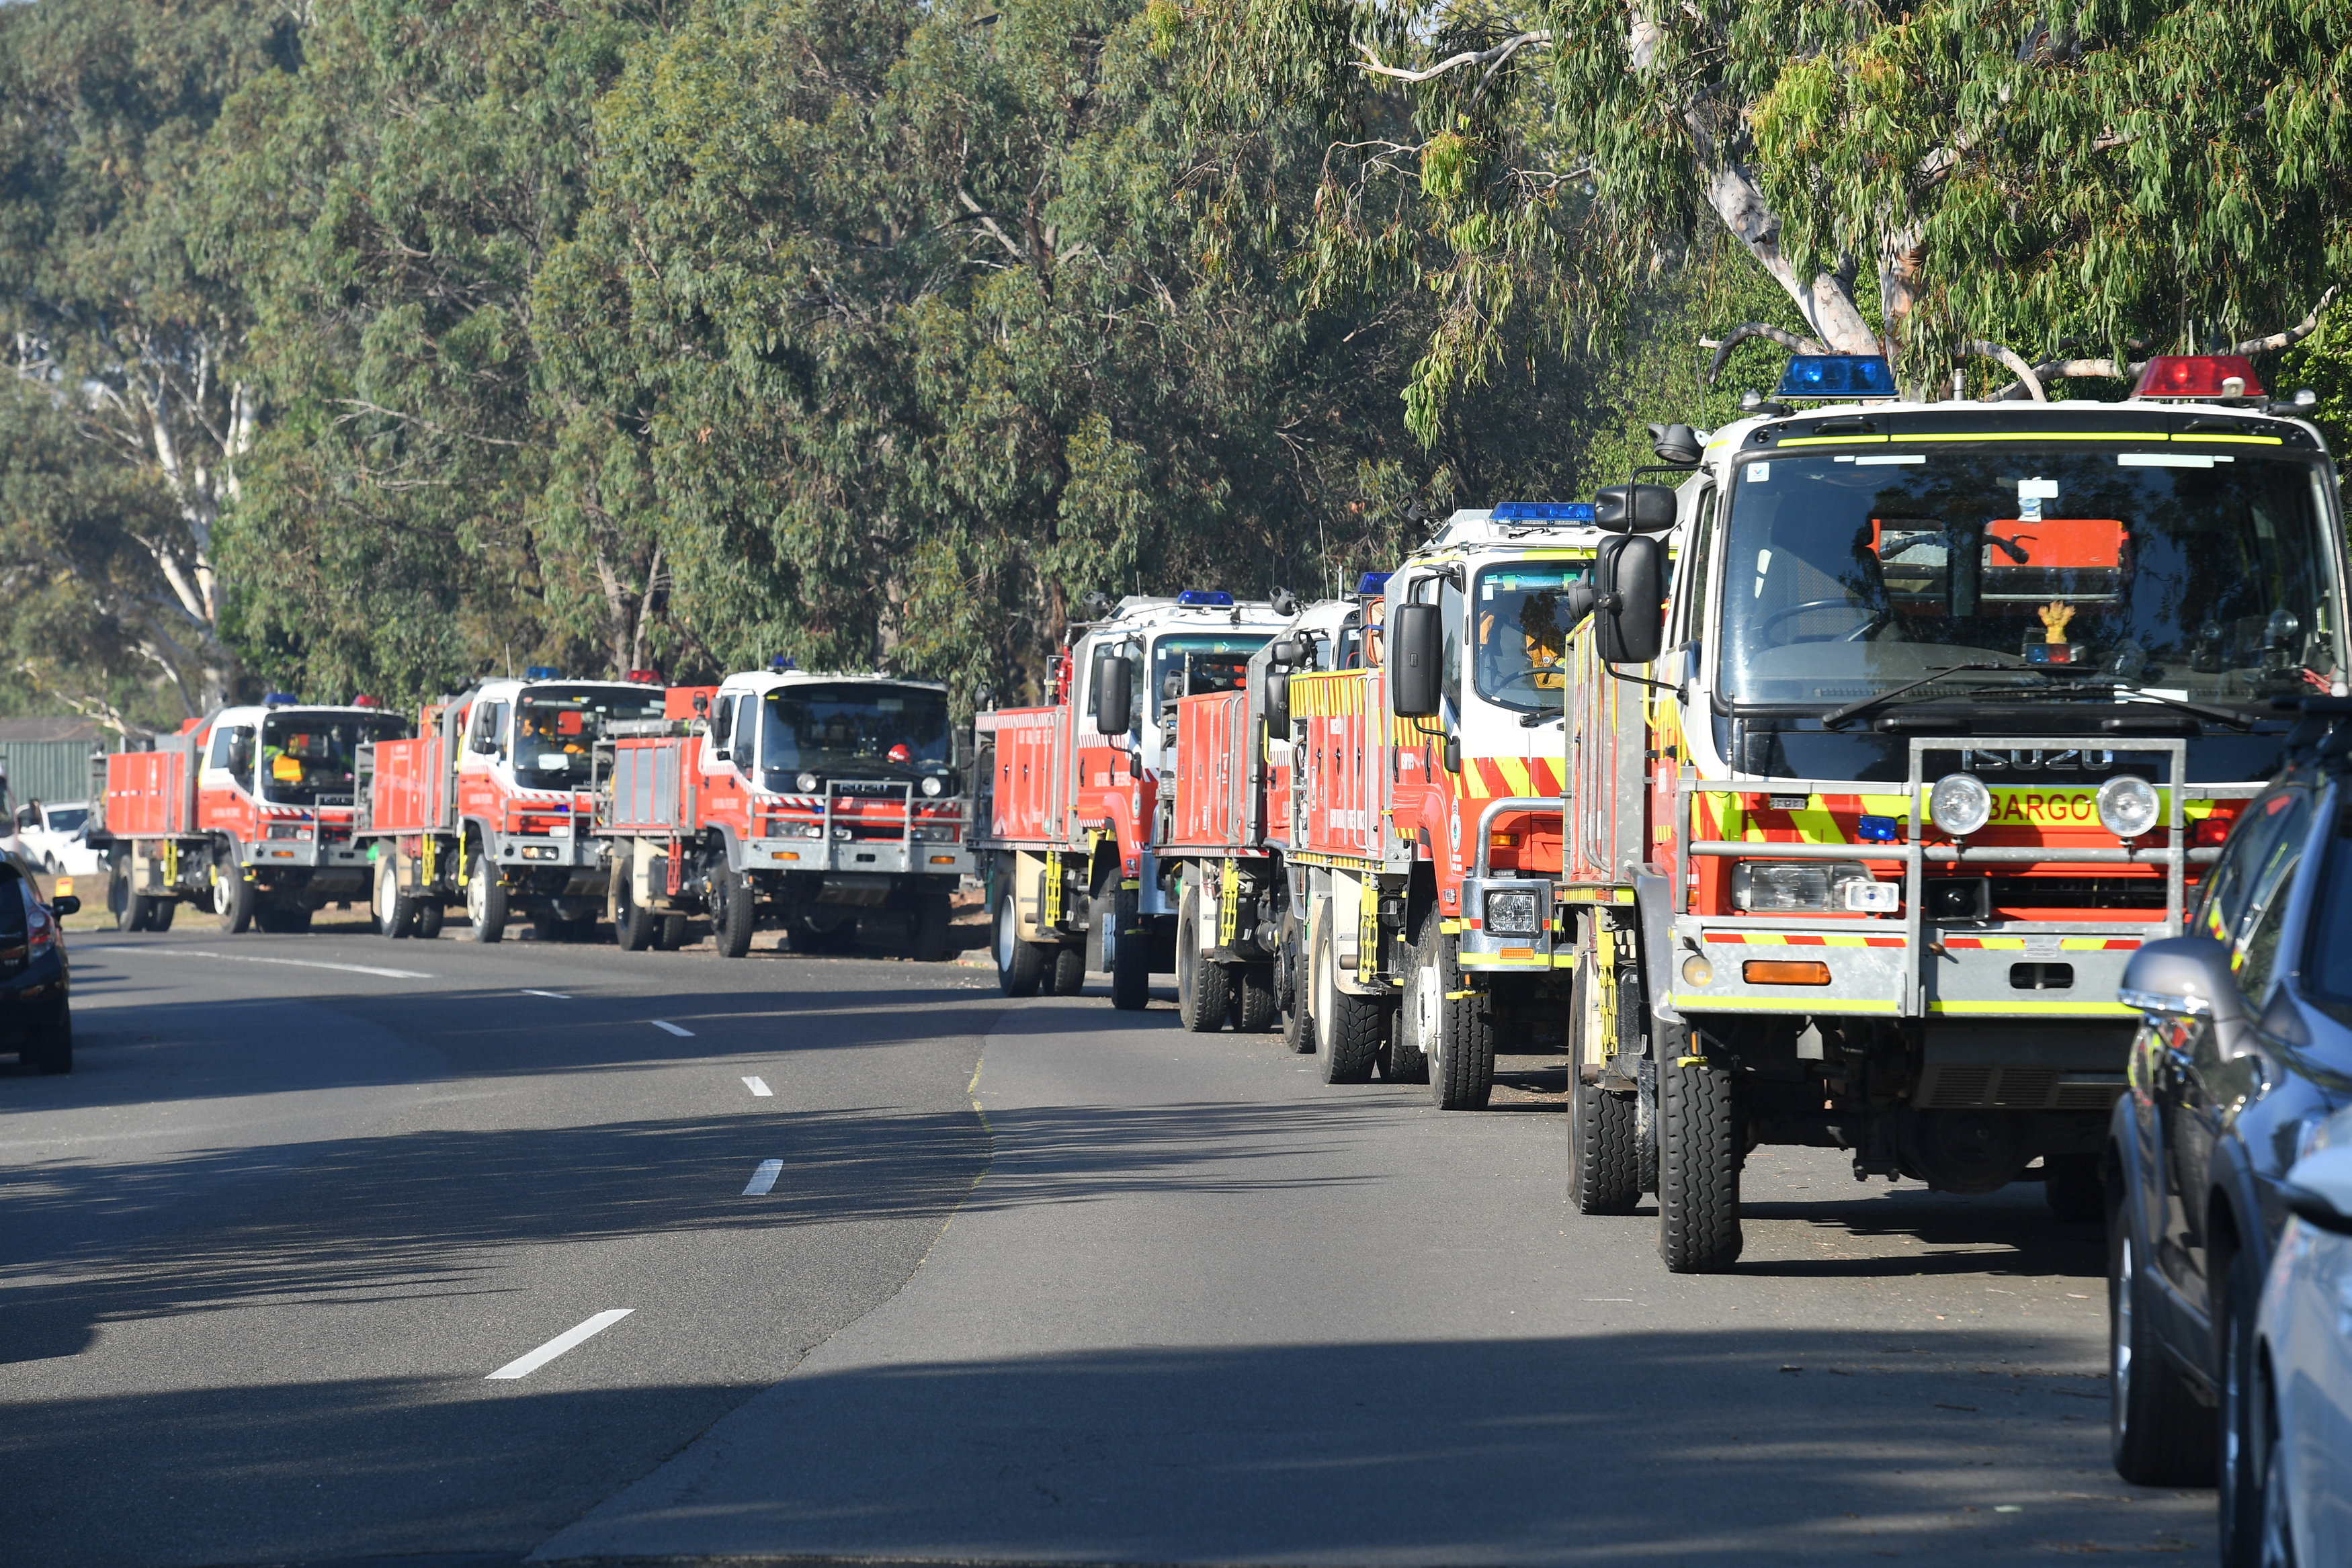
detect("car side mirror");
top-left (1265, 670), bottom-right (1290, 735)
top-left (1095, 655), bottom-right (1134, 734)
top-left (1390, 603), bottom-right (1443, 717)
top-left (50, 895), bottom-right (79, 916)
top-left (2118, 936), bottom-right (2242, 1023)
top-left (2283, 1143), bottom-right (2352, 1235)
top-left (1594, 535), bottom-right (1667, 664)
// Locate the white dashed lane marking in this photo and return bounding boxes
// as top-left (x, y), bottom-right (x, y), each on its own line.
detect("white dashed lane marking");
top-left (743, 1076), bottom-right (772, 1096)
top-left (485, 1309), bottom-right (634, 1381)
top-left (743, 1160), bottom-right (783, 1196)
top-left (651, 1020), bottom-right (694, 1037)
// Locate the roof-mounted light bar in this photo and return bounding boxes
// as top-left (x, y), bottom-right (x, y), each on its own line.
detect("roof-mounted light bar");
top-left (2130, 355), bottom-right (2265, 401)
top-left (1774, 353), bottom-right (1898, 400)
top-left (1490, 501), bottom-right (1597, 522)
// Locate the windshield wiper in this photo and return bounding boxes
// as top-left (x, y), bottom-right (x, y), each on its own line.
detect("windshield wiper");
top-left (1820, 663), bottom-right (2036, 728)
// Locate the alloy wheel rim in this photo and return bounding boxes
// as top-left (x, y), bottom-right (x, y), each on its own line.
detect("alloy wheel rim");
top-left (468, 863), bottom-right (486, 924)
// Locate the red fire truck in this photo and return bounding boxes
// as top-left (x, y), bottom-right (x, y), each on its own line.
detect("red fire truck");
top-left (94, 696), bottom-right (411, 932)
top-left (595, 666), bottom-right (973, 959)
top-left (1156, 594), bottom-right (1363, 1048)
top-left (1236, 505), bottom-right (1607, 1107)
top-left (1563, 353), bottom-right (2349, 1271)
top-left (356, 670), bottom-right (666, 942)
top-left (973, 591), bottom-right (1292, 1007)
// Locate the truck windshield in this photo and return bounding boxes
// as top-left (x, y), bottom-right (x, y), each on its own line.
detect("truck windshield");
top-left (1473, 562), bottom-right (1594, 712)
top-left (258, 713), bottom-right (409, 805)
top-left (514, 685), bottom-right (665, 787)
top-left (1718, 446), bottom-right (2344, 711)
top-left (760, 683), bottom-right (951, 785)
top-left (1150, 634), bottom-right (1267, 717)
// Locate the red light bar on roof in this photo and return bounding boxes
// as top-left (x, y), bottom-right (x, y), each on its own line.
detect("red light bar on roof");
top-left (2130, 355), bottom-right (2265, 401)
top-left (623, 668), bottom-right (663, 685)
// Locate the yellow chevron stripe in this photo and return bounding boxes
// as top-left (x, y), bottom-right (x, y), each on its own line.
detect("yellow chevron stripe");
top-left (1489, 756), bottom-right (1533, 795)
top-left (1675, 996), bottom-right (1900, 1012)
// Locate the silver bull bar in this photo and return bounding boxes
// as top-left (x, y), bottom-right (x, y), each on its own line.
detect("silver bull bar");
top-left (1675, 737), bottom-right (2263, 1017)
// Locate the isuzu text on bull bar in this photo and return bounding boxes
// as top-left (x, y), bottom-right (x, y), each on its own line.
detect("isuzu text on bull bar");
top-left (1562, 353), bottom-right (2350, 1272)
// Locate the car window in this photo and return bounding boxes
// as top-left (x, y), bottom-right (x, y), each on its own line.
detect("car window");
top-left (2232, 793), bottom-right (2312, 1004)
top-left (0, 869), bottom-right (24, 943)
top-left (2197, 789), bottom-right (2302, 952)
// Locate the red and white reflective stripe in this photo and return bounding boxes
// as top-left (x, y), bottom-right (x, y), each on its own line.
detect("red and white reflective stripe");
top-left (1703, 931), bottom-right (1905, 949)
top-left (1943, 936), bottom-right (2143, 951)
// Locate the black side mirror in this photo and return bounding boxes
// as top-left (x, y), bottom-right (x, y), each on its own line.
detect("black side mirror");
top-left (1095, 656), bottom-right (1134, 734)
top-left (2119, 937), bottom-right (2242, 1024)
top-left (1648, 423), bottom-right (1703, 466)
top-left (1390, 603), bottom-right (1443, 717)
top-left (51, 895), bottom-right (79, 917)
top-left (1265, 670), bottom-right (1291, 735)
top-left (1595, 535), bottom-right (1667, 664)
top-left (1595, 482), bottom-right (1679, 533)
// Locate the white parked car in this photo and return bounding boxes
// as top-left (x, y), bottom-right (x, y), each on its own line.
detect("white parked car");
top-left (2255, 1123), bottom-right (2352, 1566)
top-left (13, 800), bottom-right (104, 879)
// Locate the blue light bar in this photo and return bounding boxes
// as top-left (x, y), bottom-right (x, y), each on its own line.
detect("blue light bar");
top-left (1176, 589), bottom-right (1234, 607)
top-left (1491, 501), bottom-right (1597, 523)
top-left (1775, 353), bottom-right (1897, 399)
top-left (261, 691), bottom-right (298, 707)
top-left (770, 654), bottom-right (796, 672)
top-left (1355, 572), bottom-right (1390, 596)
top-left (524, 665), bottom-right (559, 681)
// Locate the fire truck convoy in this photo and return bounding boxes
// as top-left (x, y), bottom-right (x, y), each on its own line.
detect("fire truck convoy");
top-left (973, 592), bottom-right (1292, 1008)
top-left (1155, 505), bottom-right (1612, 1109)
top-left (1562, 351), bottom-right (2351, 1271)
top-left (595, 667), bottom-right (974, 959)
top-left (96, 697), bottom-right (411, 932)
top-left (356, 672), bottom-right (667, 942)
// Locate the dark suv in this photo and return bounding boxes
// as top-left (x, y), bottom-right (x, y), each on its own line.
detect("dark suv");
top-left (2105, 697), bottom-right (2352, 1565)
top-left (1, 855), bottom-right (77, 1074)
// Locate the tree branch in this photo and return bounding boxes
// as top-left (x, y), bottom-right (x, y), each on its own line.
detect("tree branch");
top-left (2228, 286), bottom-right (2339, 355)
top-left (1702, 323), bottom-right (1824, 384)
top-left (1967, 339), bottom-right (2045, 402)
top-left (1353, 33), bottom-right (1552, 85)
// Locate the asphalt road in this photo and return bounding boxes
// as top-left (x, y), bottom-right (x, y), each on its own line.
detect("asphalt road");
top-left (1, 916), bottom-right (2215, 1566)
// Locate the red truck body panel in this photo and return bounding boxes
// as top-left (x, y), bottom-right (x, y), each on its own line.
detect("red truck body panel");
top-left (362, 736), bottom-right (454, 834)
top-left (1165, 690), bottom-right (1253, 853)
top-left (103, 750), bottom-right (190, 838)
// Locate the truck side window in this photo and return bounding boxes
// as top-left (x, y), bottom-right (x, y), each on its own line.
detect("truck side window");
top-left (1673, 488), bottom-right (1717, 647)
top-left (221, 727), bottom-right (255, 777)
top-left (474, 702), bottom-right (509, 755)
top-left (207, 727), bottom-right (237, 769)
top-left (711, 695), bottom-right (734, 752)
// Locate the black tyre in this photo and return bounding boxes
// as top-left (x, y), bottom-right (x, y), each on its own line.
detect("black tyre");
top-left (120, 881), bottom-right (155, 932)
top-left (2259, 1375), bottom-right (2296, 1567)
top-left (655, 913), bottom-right (687, 951)
top-left (1050, 943), bottom-right (1087, 996)
top-left (376, 859), bottom-right (418, 940)
top-left (212, 853), bottom-right (253, 935)
top-left (2046, 1153), bottom-right (2104, 1223)
top-left (2109, 1200), bottom-right (2216, 1484)
top-left (995, 891), bottom-right (1042, 998)
top-left (1568, 951), bottom-right (1642, 1215)
top-left (2220, 1243), bottom-right (2266, 1567)
top-left (1658, 1051), bottom-right (1743, 1272)
top-left (146, 898), bottom-right (177, 933)
top-left (1279, 909), bottom-right (1312, 1054)
top-left (713, 868), bottom-right (756, 958)
top-left (1406, 904), bottom-right (1489, 1108)
top-left (1310, 906), bottom-right (1382, 1084)
top-left (1108, 883), bottom-right (1150, 1011)
top-left (466, 853), bottom-right (507, 944)
top-left (614, 871), bottom-right (654, 951)
top-left (1234, 963), bottom-right (1277, 1032)
top-left (30, 1006), bottom-right (71, 1074)
top-left (1386, 907), bottom-right (1439, 1086)
top-left (107, 853), bottom-right (135, 931)
top-left (1176, 886), bottom-right (1230, 1031)
top-left (910, 889), bottom-right (952, 963)
top-left (416, 900), bottom-right (446, 940)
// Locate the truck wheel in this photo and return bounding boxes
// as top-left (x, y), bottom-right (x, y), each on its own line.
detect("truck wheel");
top-left (1410, 906), bottom-right (1490, 1108)
top-left (2110, 1206), bottom-right (2215, 1483)
top-left (1568, 948), bottom-right (1642, 1215)
top-left (1234, 964), bottom-right (1277, 1032)
top-left (614, 873), bottom-right (654, 951)
top-left (713, 871), bottom-right (756, 958)
top-left (212, 857), bottom-right (253, 936)
top-left (1050, 943), bottom-right (1087, 996)
top-left (1658, 1051), bottom-right (1743, 1272)
top-left (1310, 906), bottom-right (1382, 1084)
top-left (655, 913), bottom-right (687, 951)
top-left (1109, 885), bottom-right (1150, 1011)
top-left (30, 1006), bottom-right (71, 1074)
top-left (995, 894), bottom-right (1042, 997)
top-left (466, 855), bottom-right (507, 944)
top-left (376, 859), bottom-right (418, 939)
top-left (1279, 910), bottom-right (1312, 1053)
top-left (1176, 887), bottom-right (1230, 1031)
top-left (107, 853), bottom-right (134, 930)
top-left (1384, 908), bottom-right (1437, 1085)
top-left (416, 900), bottom-right (446, 940)
top-left (146, 899), bottom-right (177, 933)
top-left (910, 890), bottom-right (952, 963)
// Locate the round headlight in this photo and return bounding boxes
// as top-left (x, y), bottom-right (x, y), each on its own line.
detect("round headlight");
top-left (921, 775), bottom-right (945, 797)
top-left (1928, 772), bottom-right (1992, 837)
top-left (1680, 954), bottom-right (1714, 988)
top-left (2097, 775), bottom-right (2162, 839)
top-left (796, 771), bottom-right (819, 793)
